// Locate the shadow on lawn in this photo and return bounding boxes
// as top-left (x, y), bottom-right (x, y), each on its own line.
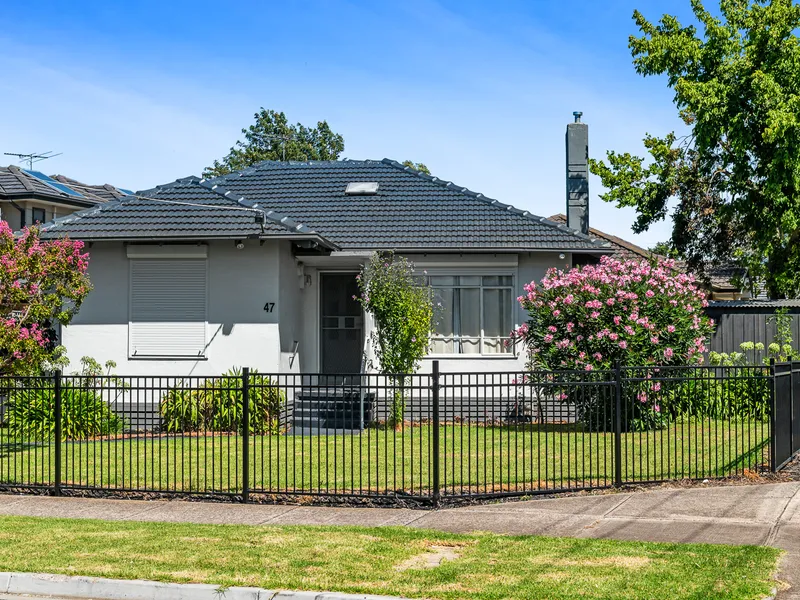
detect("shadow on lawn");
top-left (0, 441), bottom-right (44, 458)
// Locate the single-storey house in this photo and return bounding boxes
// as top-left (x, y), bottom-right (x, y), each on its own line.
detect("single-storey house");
top-left (0, 165), bottom-right (129, 229)
top-left (41, 117), bottom-right (612, 377)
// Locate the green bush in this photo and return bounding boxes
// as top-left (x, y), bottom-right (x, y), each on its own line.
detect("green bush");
top-left (5, 382), bottom-right (124, 440)
top-left (657, 367), bottom-right (770, 422)
top-left (160, 367), bottom-right (285, 435)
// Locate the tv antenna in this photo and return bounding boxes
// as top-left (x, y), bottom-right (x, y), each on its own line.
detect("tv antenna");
top-left (4, 151), bottom-right (63, 170)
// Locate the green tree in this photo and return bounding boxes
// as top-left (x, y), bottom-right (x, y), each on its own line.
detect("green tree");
top-left (649, 241), bottom-right (680, 258)
top-left (402, 160), bottom-right (431, 175)
top-left (204, 108), bottom-right (345, 178)
top-left (590, 0), bottom-right (800, 298)
top-left (356, 252), bottom-right (435, 428)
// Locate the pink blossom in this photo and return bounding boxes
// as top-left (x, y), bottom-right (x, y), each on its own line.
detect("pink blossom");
top-left (618, 341), bottom-right (627, 349)
top-left (667, 325), bottom-right (675, 333)
top-left (664, 347), bottom-right (674, 359)
top-left (543, 334), bottom-right (554, 343)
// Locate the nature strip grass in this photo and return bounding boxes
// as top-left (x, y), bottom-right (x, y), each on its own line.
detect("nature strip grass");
top-left (0, 516), bottom-right (781, 600)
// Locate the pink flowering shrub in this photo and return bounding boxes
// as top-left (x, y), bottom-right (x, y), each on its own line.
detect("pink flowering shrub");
top-left (0, 223), bottom-right (91, 375)
top-left (513, 256), bottom-right (715, 430)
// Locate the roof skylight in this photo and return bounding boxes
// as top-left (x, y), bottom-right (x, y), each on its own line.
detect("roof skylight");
top-left (345, 182), bottom-right (379, 196)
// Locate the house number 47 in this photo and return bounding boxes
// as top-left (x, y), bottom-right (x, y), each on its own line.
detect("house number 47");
top-left (263, 302), bottom-right (275, 313)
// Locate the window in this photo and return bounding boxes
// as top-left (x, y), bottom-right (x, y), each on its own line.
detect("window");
top-left (31, 208), bottom-right (46, 224)
top-left (427, 275), bottom-right (514, 355)
top-left (129, 259), bottom-right (207, 358)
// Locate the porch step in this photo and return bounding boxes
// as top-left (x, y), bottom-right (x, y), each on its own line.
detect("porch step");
top-left (290, 388), bottom-right (374, 433)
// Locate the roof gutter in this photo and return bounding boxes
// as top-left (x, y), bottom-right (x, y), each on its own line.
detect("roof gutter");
top-left (39, 232), bottom-right (340, 250)
top-left (1, 192), bottom-right (100, 209)
top-left (344, 246), bottom-right (614, 254)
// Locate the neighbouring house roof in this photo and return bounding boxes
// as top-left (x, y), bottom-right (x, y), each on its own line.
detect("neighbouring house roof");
top-left (707, 299), bottom-right (800, 309)
top-left (39, 176), bottom-right (338, 248)
top-left (548, 213), bottom-right (653, 261)
top-left (549, 213), bottom-right (746, 295)
top-left (50, 174), bottom-right (130, 202)
top-left (0, 165), bottom-right (127, 207)
top-left (39, 159), bottom-right (611, 252)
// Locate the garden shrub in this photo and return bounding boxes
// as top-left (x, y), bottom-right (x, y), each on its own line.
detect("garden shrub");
top-left (514, 256), bottom-right (715, 430)
top-left (5, 355), bottom-right (126, 440)
top-left (356, 251), bottom-right (435, 428)
top-left (160, 367), bottom-right (285, 434)
top-left (5, 381), bottom-right (124, 440)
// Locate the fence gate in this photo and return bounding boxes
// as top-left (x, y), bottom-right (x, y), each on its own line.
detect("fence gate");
top-left (773, 361), bottom-right (800, 470)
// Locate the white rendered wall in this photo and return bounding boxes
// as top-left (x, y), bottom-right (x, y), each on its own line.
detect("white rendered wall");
top-left (62, 240), bottom-right (283, 377)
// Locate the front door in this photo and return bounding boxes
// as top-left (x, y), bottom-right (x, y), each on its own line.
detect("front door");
top-left (320, 273), bottom-right (363, 375)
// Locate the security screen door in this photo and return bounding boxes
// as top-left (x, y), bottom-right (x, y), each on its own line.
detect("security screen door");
top-left (320, 273), bottom-right (363, 375)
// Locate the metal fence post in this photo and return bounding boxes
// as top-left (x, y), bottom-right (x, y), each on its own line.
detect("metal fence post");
top-left (770, 358), bottom-right (777, 472)
top-left (613, 361), bottom-right (623, 487)
top-left (241, 367), bottom-right (250, 503)
top-left (54, 370), bottom-right (62, 497)
top-left (431, 360), bottom-right (441, 507)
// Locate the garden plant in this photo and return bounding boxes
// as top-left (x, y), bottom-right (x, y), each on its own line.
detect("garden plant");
top-left (160, 367), bottom-right (286, 434)
top-left (356, 251), bottom-right (435, 428)
top-left (513, 256), bottom-right (715, 430)
top-left (5, 357), bottom-right (125, 440)
top-left (0, 223), bottom-right (91, 376)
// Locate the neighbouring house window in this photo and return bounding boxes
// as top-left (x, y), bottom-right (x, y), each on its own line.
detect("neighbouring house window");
top-left (31, 208), bottom-right (46, 224)
top-left (129, 259), bottom-right (207, 358)
top-left (427, 275), bottom-right (514, 355)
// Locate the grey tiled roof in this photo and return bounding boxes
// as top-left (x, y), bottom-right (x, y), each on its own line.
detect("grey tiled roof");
top-left (51, 174), bottom-right (128, 202)
top-left (40, 176), bottom-right (336, 247)
top-left (39, 159), bottom-right (610, 251)
top-left (0, 165), bottom-right (126, 206)
top-left (202, 159), bottom-right (609, 251)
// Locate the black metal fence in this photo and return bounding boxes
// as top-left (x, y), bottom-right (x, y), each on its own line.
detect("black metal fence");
top-left (0, 361), bottom-right (795, 505)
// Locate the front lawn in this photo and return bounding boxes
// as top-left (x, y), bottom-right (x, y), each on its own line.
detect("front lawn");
top-left (0, 516), bottom-right (780, 600)
top-left (0, 421), bottom-right (769, 496)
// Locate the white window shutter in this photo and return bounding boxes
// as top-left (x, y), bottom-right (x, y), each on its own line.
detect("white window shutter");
top-left (130, 259), bottom-right (207, 357)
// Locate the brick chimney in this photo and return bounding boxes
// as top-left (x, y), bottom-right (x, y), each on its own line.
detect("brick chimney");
top-left (566, 111), bottom-right (589, 235)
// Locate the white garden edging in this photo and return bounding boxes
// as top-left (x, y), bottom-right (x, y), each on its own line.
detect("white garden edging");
top-left (0, 572), bottom-right (410, 600)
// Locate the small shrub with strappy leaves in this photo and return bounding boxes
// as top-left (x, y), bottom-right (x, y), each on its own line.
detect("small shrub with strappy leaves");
top-left (160, 367), bottom-right (285, 434)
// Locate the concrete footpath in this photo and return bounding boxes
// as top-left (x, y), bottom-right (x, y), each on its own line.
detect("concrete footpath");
top-left (1, 482), bottom-right (799, 598)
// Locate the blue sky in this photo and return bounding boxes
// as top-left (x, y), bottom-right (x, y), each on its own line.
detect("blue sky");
top-left (0, 0), bottom-right (695, 247)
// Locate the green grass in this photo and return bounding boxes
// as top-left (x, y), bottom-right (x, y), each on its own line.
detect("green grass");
top-left (0, 516), bottom-right (780, 600)
top-left (0, 421), bottom-right (770, 496)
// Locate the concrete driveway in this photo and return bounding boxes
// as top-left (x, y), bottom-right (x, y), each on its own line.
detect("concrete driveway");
top-left (1, 482), bottom-right (799, 598)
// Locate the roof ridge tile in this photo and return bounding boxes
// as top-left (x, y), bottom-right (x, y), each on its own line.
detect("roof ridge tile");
top-left (196, 178), bottom-right (322, 237)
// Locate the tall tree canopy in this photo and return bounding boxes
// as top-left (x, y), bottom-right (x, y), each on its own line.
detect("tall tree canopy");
top-left (590, 0), bottom-right (800, 298)
top-left (402, 160), bottom-right (431, 175)
top-left (204, 109), bottom-right (345, 178)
